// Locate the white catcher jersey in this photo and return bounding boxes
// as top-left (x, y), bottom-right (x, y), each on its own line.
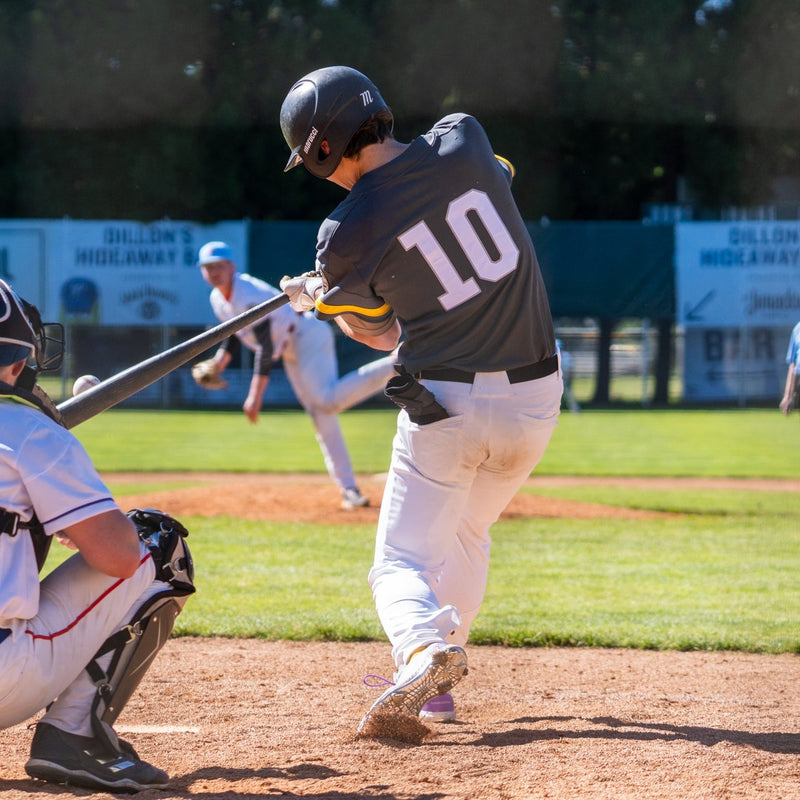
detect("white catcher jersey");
top-left (0, 396), bottom-right (119, 621)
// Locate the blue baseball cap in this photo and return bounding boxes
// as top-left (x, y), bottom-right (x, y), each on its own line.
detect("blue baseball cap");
top-left (197, 241), bottom-right (234, 266)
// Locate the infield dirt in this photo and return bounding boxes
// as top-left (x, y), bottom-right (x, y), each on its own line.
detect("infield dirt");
top-left (0, 473), bottom-right (797, 800)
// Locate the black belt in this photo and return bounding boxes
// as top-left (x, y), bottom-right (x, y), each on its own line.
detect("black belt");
top-left (417, 354), bottom-right (558, 385)
top-left (0, 628), bottom-right (10, 645)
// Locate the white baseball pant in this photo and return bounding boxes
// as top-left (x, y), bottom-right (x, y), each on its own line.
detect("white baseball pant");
top-left (0, 542), bottom-right (166, 736)
top-left (368, 365), bottom-right (563, 667)
top-left (282, 315), bottom-right (396, 491)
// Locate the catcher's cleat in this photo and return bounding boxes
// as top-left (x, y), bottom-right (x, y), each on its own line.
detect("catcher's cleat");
top-left (357, 643), bottom-right (467, 733)
top-left (419, 691), bottom-right (456, 722)
top-left (341, 487), bottom-right (369, 510)
top-left (25, 722), bottom-right (169, 792)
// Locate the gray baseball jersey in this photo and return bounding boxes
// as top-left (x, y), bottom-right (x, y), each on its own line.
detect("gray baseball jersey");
top-left (313, 113), bottom-right (556, 374)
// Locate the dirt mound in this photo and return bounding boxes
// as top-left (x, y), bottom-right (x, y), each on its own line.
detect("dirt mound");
top-left (111, 471), bottom-right (678, 523)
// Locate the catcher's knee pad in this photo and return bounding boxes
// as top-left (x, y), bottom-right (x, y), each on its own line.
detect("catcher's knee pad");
top-left (86, 510), bottom-right (196, 750)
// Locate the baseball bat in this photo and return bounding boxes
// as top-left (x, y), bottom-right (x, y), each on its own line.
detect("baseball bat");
top-left (58, 293), bottom-right (291, 430)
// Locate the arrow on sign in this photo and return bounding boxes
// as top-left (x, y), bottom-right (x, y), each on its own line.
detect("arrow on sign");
top-left (685, 291), bottom-right (715, 322)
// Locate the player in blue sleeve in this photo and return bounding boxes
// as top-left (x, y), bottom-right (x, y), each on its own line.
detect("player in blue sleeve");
top-left (779, 321), bottom-right (800, 415)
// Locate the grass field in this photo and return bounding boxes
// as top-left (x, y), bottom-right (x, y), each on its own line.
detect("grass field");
top-left (72, 406), bottom-right (798, 477)
top-left (53, 406), bottom-right (800, 654)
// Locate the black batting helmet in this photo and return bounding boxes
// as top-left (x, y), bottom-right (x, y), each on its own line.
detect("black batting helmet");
top-left (280, 66), bottom-right (392, 179)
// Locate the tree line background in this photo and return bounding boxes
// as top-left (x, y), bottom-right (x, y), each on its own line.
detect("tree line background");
top-left (0, 0), bottom-right (798, 224)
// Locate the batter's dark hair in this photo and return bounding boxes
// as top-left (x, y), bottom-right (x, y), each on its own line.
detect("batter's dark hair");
top-left (343, 110), bottom-right (394, 160)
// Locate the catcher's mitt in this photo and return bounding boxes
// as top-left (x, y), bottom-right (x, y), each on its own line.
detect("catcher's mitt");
top-left (127, 508), bottom-right (195, 593)
top-left (191, 358), bottom-right (228, 390)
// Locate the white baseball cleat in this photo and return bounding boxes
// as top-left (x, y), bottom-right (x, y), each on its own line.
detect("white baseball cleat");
top-left (341, 487), bottom-right (369, 510)
top-left (357, 643), bottom-right (468, 733)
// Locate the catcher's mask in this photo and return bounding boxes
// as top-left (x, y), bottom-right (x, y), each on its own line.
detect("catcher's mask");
top-left (0, 278), bottom-right (64, 372)
top-left (280, 65), bottom-right (392, 179)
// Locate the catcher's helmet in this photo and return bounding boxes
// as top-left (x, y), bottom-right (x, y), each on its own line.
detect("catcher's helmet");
top-left (280, 66), bottom-right (392, 179)
top-left (0, 278), bottom-right (64, 371)
top-left (0, 278), bottom-right (37, 366)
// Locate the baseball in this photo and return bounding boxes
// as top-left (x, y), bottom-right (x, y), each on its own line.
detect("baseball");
top-left (72, 374), bottom-right (101, 396)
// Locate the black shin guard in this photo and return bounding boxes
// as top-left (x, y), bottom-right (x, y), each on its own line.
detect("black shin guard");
top-left (86, 510), bottom-right (195, 752)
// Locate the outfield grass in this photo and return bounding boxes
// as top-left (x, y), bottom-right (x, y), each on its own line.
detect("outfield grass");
top-left (73, 406), bottom-right (799, 477)
top-left (48, 406), bottom-right (800, 653)
top-left (44, 502), bottom-right (799, 653)
top-left (475, 512), bottom-right (798, 653)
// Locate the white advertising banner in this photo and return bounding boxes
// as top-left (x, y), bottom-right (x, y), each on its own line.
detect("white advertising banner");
top-left (675, 222), bottom-right (800, 402)
top-left (0, 222), bottom-right (48, 309)
top-left (0, 219), bottom-right (247, 326)
top-left (676, 222), bottom-right (800, 328)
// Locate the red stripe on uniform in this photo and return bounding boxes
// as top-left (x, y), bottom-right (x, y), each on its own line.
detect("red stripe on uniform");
top-left (24, 553), bottom-right (152, 641)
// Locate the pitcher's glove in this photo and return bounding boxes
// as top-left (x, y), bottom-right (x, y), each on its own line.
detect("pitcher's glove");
top-left (191, 358), bottom-right (227, 390)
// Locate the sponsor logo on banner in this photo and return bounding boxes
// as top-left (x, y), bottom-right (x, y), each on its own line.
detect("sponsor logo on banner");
top-left (0, 219), bottom-right (246, 326)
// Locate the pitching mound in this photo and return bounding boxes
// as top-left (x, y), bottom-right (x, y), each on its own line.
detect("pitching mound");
top-left (106, 471), bottom-right (681, 523)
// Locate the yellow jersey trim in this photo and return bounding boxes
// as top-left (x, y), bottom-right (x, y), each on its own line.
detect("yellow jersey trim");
top-left (315, 298), bottom-right (392, 317)
top-left (0, 394), bottom-right (40, 411)
top-left (494, 154), bottom-right (516, 178)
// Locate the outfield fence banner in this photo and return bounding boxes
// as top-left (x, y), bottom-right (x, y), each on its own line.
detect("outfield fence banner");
top-left (0, 218), bottom-right (246, 326)
top-left (676, 222), bottom-right (800, 402)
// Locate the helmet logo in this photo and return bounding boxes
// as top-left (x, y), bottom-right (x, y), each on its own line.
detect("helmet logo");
top-left (360, 90), bottom-right (373, 106)
top-left (0, 289), bottom-right (11, 324)
top-left (303, 126), bottom-right (319, 155)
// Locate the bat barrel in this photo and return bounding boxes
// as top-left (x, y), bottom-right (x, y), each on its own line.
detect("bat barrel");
top-left (58, 293), bottom-right (291, 429)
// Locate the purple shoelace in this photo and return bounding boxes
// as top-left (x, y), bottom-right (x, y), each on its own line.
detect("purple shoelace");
top-left (362, 673), bottom-right (394, 688)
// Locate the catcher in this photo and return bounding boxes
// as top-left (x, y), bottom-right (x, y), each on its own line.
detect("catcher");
top-left (194, 241), bottom-right (397, 510)
top-left (0, 278), bottom-right (196, 792)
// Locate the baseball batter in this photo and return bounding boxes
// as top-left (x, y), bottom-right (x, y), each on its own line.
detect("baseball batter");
top-left (195, 242), bottom-right (397, 509)
top-left (0, 279), bottom-right (195, 791)
top-left (279, 66), bottom-right (563, 729)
